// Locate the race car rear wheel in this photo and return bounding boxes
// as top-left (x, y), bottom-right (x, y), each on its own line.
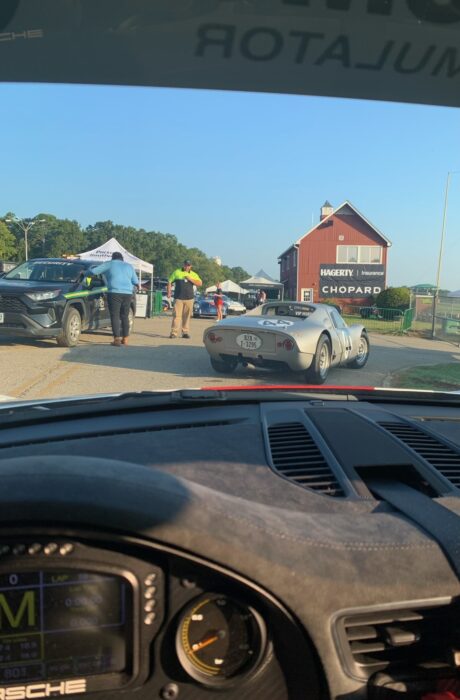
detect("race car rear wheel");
top-left (210, 357), bottom-right (237, 374)
top-left (304, 334), bottom-right (331, 384)
top-left (348, 331), bottom-right (369, 368)
top-left (56, 307), bottom-right (82, 347)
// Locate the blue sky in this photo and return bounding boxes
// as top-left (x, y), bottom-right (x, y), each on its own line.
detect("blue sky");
top-left (1, 82), bottom-right (459, 289)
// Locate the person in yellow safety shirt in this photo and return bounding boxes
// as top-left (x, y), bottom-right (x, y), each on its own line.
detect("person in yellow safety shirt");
top-left (167, 260), bottom-right (202, 339)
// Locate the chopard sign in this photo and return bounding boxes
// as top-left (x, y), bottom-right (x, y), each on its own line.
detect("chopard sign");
top-left (319, 264), bottom-right (385, 298)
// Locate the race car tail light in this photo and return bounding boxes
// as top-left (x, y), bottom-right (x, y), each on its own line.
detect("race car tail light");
top-left (277, 338), bottom-right (294, 351)
top-left (207, 332), bottom-right (222, 343)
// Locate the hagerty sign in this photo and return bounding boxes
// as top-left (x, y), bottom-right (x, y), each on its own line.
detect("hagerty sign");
top-left (319, 264), bottom-right (385, 298)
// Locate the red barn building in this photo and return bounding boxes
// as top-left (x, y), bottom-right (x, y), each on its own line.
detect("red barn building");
top-left (278, 201), bottom-right (391, 305)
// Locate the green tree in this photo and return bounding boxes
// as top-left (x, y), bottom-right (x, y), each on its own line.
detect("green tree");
top-left (6, 213), bottom-right (249, 286)
top-left (0, 220), bottom-right (17, 260)
top-left (376, 287), bottom-right (410, 309)
top-left (28, 215), bottom-right (86, 259)
top-left (227, 266), bottom-right (249, 283)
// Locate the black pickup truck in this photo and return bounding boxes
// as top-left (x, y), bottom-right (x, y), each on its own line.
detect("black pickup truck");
top-left (0, 258), bottom-right (135, 346)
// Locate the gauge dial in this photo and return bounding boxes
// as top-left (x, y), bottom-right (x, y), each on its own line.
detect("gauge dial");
top-left (176, 593), bottom-right (266, 686)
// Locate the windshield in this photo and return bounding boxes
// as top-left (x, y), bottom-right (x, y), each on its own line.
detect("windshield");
top-left (4, 260), bottom-right (86, 283)
top-left (0, 37), bottom-right (459, 398)
top-left (261, 304), bottom-right (315, 320)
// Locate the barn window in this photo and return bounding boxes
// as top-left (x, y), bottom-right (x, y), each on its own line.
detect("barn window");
top-left (337, 245), bottom-right (382, 264)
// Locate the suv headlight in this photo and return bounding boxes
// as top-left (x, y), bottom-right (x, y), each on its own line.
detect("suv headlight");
top-left (25, 290), bottom-right (61, 301)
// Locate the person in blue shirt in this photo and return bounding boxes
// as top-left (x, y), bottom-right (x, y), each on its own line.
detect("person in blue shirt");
top-left (92, 252), bottom-right (139, 346)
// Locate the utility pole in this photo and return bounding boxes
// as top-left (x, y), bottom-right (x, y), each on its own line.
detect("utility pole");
top-left (431, 172), bottom-right (459, 339)
top-left (5, 217), bottom-right (46, 261)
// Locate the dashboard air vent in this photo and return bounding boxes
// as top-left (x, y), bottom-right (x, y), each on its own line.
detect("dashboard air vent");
top-left (379, 421), bottom-right (460, 488)
top-left (267, 422), bottom-right (344, 497)
top-left (339, 602), bottom-right (460, 680)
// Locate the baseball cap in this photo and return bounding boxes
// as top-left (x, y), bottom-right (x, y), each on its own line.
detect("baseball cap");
top-left (183, 259), bottom-right (192, 266)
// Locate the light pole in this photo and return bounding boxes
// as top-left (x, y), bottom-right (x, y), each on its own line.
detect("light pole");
top-left (431, 171), bottom-right (460, 339)
top-left (5, 217), bottom-right (46, 261)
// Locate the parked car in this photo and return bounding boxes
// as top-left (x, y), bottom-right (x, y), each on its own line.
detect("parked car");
top-left (0, 258), bottom-right (135, 346)
top-left (204, 301), bottom-right (369, 383)
top-left (243, 292), bottom-right (259, 310)
top-left (193, 295), bottom-right (228, 318)
top-left (221, 294), bottom-right (246, 315)
top-left (360, 306), bottom-right (404, 321)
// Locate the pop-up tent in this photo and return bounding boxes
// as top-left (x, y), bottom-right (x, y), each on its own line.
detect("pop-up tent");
top-left (77, 237), bottom-right (154, 280)
top-left (206, 280), bottom-right (248, 296)
top-left (240, 269), bottom-right (284, 299)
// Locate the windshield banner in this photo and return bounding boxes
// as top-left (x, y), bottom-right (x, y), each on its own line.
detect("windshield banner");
top-left (319, 264), bottom-right (385, 298)
top-left (1, 1), bottom-right (460, 107)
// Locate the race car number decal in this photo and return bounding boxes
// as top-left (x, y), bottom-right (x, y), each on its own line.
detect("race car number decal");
top-left (236, 333), bottom-right (262, 350)
top-left (257, 319), bottom-right (294, 328)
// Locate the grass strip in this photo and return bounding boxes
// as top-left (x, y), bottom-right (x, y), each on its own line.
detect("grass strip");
top-left (389, 363), bottom-right (460, 391)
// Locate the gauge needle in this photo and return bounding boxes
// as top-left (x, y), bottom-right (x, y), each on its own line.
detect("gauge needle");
top-left (191, 635), bottom-right (219, 652)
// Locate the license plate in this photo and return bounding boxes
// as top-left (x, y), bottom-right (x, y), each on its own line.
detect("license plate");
top-left (0, 313), bottom-right (3, 323)
top-left (236, 333), bottom-right (262, 350)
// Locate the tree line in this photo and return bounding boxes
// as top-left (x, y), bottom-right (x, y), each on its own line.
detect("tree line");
top-left (0, 214), bottom-right (249, 289)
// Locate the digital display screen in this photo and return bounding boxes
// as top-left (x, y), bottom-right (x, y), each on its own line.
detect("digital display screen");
top-left (0, 571), bottom-right (129, 684)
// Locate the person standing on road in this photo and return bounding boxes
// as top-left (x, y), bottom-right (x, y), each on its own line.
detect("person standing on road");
top-left (256, 289), bottom-right (266, 305)
top-left (92, 252), bottom-right (139, 346)
top-left (167, 260), bottom-right (202, 338)
top-left (214, 285), bottom-right (224, 321)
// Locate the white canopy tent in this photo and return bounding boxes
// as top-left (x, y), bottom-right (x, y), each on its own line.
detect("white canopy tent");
top-left (240, 269), bottom-right (284, 300)
top-left (77, 237), bottom-right (154, 281)
top-left (205, 280), bottom-right (248, 296)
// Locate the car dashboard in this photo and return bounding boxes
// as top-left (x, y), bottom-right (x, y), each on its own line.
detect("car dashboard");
top-left (0, 394), bottom-right (459, 699)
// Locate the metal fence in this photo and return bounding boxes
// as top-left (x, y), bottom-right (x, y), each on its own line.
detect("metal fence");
top-left (342, 306), bottom-right (410, 333)
top-left (409, 295), bottom-right (460, 342)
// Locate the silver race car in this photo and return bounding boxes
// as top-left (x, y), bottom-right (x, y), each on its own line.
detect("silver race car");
top-left (203, 301), bottom-right (369, 384)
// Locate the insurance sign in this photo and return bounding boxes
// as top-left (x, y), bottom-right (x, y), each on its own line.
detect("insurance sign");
top-left (319, 264), bottom-right (385, 298)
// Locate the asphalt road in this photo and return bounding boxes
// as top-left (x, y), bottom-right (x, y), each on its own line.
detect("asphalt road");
top-left (1, 315), bottom-right (459, 401)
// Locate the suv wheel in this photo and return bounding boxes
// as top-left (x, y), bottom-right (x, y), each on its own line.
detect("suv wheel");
top-left (56, 307), bottom-right (82, 347)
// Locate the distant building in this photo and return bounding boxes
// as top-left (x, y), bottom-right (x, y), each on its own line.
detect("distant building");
top-left (278, 200), bottom-right (391, 304)
top-left (410, 284), bottom-right (436, 296)
top-left (0, 260), bottom-right (16, 273)
top-left (212, 256), bottom-right (222, 266)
